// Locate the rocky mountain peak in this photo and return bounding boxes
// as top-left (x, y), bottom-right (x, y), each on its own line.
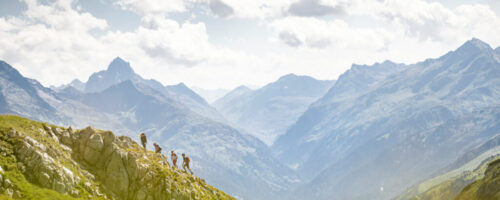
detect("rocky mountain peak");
top-left (85, 57), bottom-right (139, 93)
top-left (454, 38), bottom-right (492, 56)
top-left (107, 57), bottom-right (134, 76)
top-left (0, 60), bottom-right (23, 80)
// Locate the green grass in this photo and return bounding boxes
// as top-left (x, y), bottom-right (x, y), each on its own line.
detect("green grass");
top-left (398, 154), bottom-right (500, 200)
top-left (454, 158), bottom-right (500, 200)
top-left (0, 115), bottom-right (234, 200)
top-left (0, 115), bottom-right (103, 199)
top-left (0, 117), bottom-right (78, 199)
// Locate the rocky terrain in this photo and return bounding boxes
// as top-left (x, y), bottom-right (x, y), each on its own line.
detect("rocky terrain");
top-left (0, 115), bottom-right (233, 200)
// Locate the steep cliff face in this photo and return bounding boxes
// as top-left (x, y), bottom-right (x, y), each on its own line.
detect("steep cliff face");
top-left (0, 115), bottom-right (233, 200)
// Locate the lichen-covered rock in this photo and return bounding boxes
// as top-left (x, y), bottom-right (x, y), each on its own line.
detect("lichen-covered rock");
top-left (13, 136), bottom-right (76, 194)
top-left (83, 133), bottom-right (104, 165)
top-left (0, 115), bottom-right (234, 200)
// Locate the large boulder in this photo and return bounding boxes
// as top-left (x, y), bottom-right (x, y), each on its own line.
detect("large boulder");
top-left (14, 136), bottom-right (75, 194)
top-left (105, 150), bottom-right (129, 199)
top-left (83, 133), bottom-right (104, 165)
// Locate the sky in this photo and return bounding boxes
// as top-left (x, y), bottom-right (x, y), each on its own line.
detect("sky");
top-left (1, 0), bottom-right (500, 90)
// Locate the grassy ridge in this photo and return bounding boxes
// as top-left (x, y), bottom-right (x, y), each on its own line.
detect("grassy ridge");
top-left (454, 159), bottom-right (500, 200)
top-left (0, 115), bottom-right (234, 200)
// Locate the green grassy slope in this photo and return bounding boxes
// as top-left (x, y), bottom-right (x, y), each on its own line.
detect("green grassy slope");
top-left (454, 158), bottom-right (500, 200)
top-left (394, 151), bottom-right (500, 200)
top-left (0, 115), bottom-right (234, 200)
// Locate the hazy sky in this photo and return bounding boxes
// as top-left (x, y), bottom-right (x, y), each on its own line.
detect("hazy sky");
top-left (1, 0), bottom-right (500, 89)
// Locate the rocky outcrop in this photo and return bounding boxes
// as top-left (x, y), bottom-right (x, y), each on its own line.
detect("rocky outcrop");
top-left (0, 115), bottom-right (233, 200)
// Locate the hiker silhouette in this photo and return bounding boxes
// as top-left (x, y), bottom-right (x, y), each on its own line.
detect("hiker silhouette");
top-left (182, 153), bottom-right (193, 175)
top-left (171, 150), bottom-right (178, 168)
top-left (153, 143), bottom-right (162, 153)
top-left (140, 133), bottom-right (147, 149)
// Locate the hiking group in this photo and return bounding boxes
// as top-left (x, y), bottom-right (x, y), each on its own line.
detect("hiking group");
top-left (140, 132), bottom-right (193, 175)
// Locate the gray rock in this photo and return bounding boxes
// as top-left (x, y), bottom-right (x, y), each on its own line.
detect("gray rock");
top-left (38, 172), bottom-right (51, 187)
top-left (105, 150), bottom-right (129, 199)
top-left (7, 129), bottom-right (18, 138)
top-left (4, 179), bottom-right (12, 188)
top-left (5, 188), bottom-right (13, 197)
top-left (70, 189), bottom-right (79, 197)
top-left (54, 181), bottom-right (66, 193)
top-left (13, 190), bottom-right (22, 199)
top-left (83, 133), bottom-right (104, 165)
top-left (61, 131), bottom-right (73, 146)
top-left (102, 131), bottom-right (115, 146)
top-left (17, 162), bottom-right (25, 173)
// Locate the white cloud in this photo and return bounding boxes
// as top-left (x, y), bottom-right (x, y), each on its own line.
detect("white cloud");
top-left (112, 0), bottom-right (298, 19)
top-left (358, 0), bottom-right (500, 45)
top-left (269, 16), bottom-right (392, 50)
top-left (0, 0), bottom-right (259, 89)
top-left (0, 0), bottom-right (109, 86)
top-left (2, 0), bottom-right (500, 90)
top-left (114, 0), bottom-right (189, 15)
top-left (288, 0), bottom-right (348, 17)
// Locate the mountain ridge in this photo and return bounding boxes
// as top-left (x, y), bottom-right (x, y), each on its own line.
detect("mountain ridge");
top-left (273, 38), bottom-right (500, 200)
top-left (213, 74), bottom-right (334, 145)
top-left (0, 115), bottom-right (234, 200)
top-left (0, 58), bottom-right (298, 200)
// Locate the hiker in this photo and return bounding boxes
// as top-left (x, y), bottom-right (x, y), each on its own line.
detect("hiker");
top-left (182, 153), bottom-right (193, 174)
top-left (153, 143), bottom-right (162, 153)
top-left (140, 133), bottom-right (147, 149)
top-left (171, 150), bottom-right (178, 168)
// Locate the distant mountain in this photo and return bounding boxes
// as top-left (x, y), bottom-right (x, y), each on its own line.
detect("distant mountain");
top-left (0, 60), bottom-right (133, 135)
top-left (82, 57), bottom-right (223, 121)
top-left (85, 57), bottom-right (165, 93)
top-left (0, 60), bottom-right (59, 121)
top-left (273, 60), bottom-right (405, 173)
top-left (273, 38), bottom-right (500, 200)
top-left (212, 85), bottom-right (253, 123)
top-left (213, 74), bottom-right (334, 145)
top-left (192, 87), bottom-right (230, 103)
top-left (164, 83), bottom-right (225, 122)
top-left (79, 79), bottom-right (298, 199)
top-left (0, 58), bottom-right (298, 200)
top-left (51, 79), bottom-right (85, 92)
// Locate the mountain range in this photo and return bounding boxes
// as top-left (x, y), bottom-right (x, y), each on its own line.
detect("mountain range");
top-left (213, 74), bottom-right (334, 145)
top-left (1, 38), bottom-right (500, 200)
top-left (272, 38), bottom-right (500, 199)
top-left (0, 57), bottom-right (298, 200)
